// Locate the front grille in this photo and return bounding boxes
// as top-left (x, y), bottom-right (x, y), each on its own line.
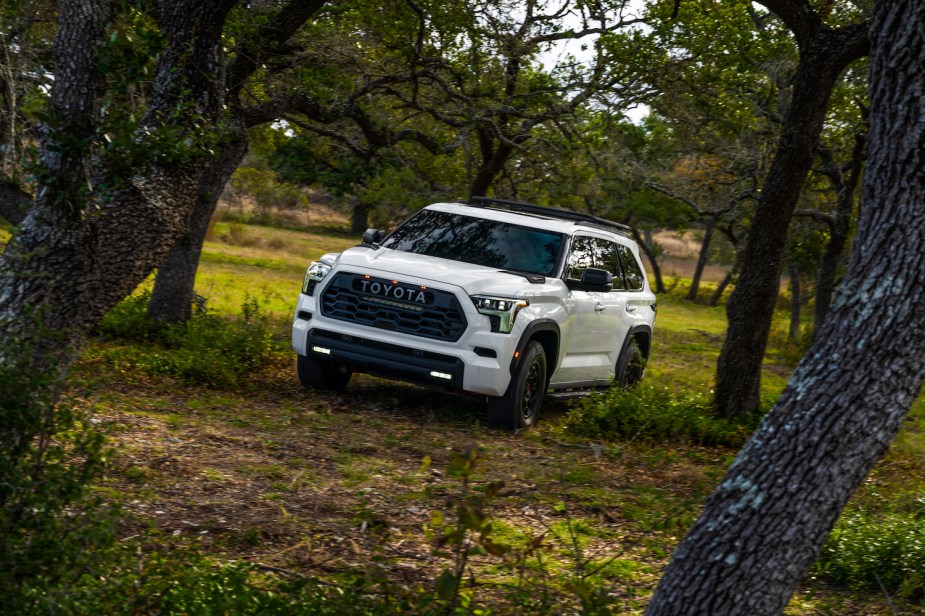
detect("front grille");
top-left (320, 272), bottom-right (467, 342)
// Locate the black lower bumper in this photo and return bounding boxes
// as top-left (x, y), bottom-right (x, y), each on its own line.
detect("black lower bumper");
top-left (306, 328), bottom-right (465, 389)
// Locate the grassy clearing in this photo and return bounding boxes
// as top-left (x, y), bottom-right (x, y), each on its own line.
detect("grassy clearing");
top-left (51, 218), bottom-right (925, 613)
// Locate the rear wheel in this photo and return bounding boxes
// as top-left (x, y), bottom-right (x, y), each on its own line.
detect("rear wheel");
top-left (615, 339), bottom-right (645, 388)
top-left (297, 354), bottom-right (351, 391)
top-left (487, 341), bottom-right (546, 431)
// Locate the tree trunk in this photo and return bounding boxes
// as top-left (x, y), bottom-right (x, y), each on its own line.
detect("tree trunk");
top-left (147, 135), bottom-right (248, 322)
top-left (146, 0), bottom-right (328, 321)
top-left (813, 135), bottom-right (864, 341)
top-left (646, 3), bottom-right (924, 612)
top-left (351, 199), bottom-right (370, 233)
top-left (710, 267), bottom-right (734, 307)
top-left (468, 127), bottom-right (514, 198)
top-left (632, 226), bottom-right (667, 294)
top-left (0, 0), bottom-right (234, 382)
top-left (714, 17), bottom-right (869, 418)
top-left (788, 261), bottom-right (801, 342)
top-left (686, 216), bottom-right (715, 302)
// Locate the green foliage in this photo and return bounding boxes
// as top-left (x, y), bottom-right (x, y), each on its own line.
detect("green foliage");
top-left (0, 363), bottom-right (117, 615)
top-left (49, 539), bottom-right (395, 615)
top-left (425, 447), bottom-right (510, 612)
top-left (562, 384), bottom-right (764, 447)
top-left (815, 507), bottom-right (925, 600)
top-left (93, 292), bottom-right (281, 388)
top-left (230, 166), bottom-right (309, 212)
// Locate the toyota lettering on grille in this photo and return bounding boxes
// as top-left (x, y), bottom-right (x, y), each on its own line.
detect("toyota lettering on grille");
top-left (356, 278), bottom-right (429, 304)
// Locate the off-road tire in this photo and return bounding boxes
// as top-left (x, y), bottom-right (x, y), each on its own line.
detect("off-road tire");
top-left (487, 340), bottom-right (546, 431)
top-left (297, 354), bottom-right (351, 391)
top-left (615, 339), bottom-right (645, 388)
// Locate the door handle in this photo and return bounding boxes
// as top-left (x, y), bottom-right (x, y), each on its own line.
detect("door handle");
top-left (625, 305), bottom-right (637, 313)
top-left (594, 303), bottom-right (606, 312)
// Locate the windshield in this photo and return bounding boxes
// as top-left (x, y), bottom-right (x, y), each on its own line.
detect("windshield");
top-left (381, 209), bottom-right (564, 276)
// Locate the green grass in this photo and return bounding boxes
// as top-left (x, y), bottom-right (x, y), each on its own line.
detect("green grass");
top-left (59, 217), bottom-right (925, 614)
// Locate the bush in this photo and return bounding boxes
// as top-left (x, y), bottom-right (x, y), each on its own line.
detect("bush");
top-left (93, 293), bottom-right (281, 388)
top-left (60, 544), bottom-right (390, 615)
top-left (815, 508), bottom-right (925, 599)
top-left (0, 363), bottom-right (117, 615)
top-left (562, 385), bottom-right (762, 447)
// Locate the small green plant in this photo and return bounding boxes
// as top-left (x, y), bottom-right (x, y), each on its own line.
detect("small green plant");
top-left (562, 384), bottom-right (763, 447)
top-left (93, 292), bottom-right (281, 387)
top-left (815, 507), bottom-right (925, 601)
top-left (426, 447), bottom-right (509, 613)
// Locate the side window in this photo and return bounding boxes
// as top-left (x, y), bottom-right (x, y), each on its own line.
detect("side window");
top-left (566, 236), bottom-right (627, 291)
top-left (595, 238), bottom-right (626, 291)
top-left (617, 245), bottom-right (645, 290)
top-left (566, 236), bottom-right (595, 281)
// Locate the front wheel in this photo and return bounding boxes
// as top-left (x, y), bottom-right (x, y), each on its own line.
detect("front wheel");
top-left (487, 341), bottom-right (547, 431)
top-left (297, 354), bottom-right (351, 391)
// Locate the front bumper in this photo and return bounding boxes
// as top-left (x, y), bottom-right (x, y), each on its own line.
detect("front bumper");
top-left (306, 328), bottom-right (466, 389)
top-left (291, 290), bottom-right (519, 396)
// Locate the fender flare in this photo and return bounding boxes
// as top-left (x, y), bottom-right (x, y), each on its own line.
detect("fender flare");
top-left (510, 319), bottom-right (560, 375)
top-left (618, 324), bottom-right (653, 360)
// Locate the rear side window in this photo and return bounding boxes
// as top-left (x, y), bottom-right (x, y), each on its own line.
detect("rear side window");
top-left (617, 245), bottom-right (645, 290)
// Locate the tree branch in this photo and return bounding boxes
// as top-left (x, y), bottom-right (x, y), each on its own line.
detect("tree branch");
top-left (226, 0), bottom-right (328, 100)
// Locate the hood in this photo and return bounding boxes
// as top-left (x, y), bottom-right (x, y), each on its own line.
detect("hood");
top-left (333, 246), bottom-right (546, 296)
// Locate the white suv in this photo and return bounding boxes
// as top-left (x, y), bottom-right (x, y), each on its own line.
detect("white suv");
top-left (291, 198), bottom-right (656, 430)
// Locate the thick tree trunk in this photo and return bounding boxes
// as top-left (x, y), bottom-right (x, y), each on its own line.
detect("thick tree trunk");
top-left (646, 3), bottom-right (924, 612)
top-left (788, 261), bottom-right (800, 342)
top-left (147, 135), bottom-right (248, 322)
top-left (0, 0), bottom-right (234, 379)
top-left (714, 16), bottom-right (869, 418)
top-left (147, 0), bottom-right (327, 319)
top-left (686, 216), bottom-right (715, 302)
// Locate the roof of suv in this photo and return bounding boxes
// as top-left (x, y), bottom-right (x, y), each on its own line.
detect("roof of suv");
top-left (424, 200), bottom-right (632, 238)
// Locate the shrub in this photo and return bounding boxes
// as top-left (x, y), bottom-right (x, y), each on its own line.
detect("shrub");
top-left (562, 384), bottom-right (762, 447)
top-left (815, 508), bottom-right (925, 599)
top-left (94, 293), bottom-right (281, 388)
top-left (53, 540), bottom-right (394, 615)
top-left (0, 363), bottom-right (117, 615)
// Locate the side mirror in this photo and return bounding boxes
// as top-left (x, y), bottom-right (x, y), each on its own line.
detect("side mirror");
top-left (580, 268), bottom-right (613, 291)
top-left (362, 228), bottom-right (385, 245)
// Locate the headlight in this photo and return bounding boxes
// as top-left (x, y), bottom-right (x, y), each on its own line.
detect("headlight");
top-left (302, 260), bottom-right (332, 295)
top-left (471, 295), bottom-right (529, 334)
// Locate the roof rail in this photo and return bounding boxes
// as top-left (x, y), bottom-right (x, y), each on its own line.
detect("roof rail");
top-left (468, 196), bottom-right (631, 234)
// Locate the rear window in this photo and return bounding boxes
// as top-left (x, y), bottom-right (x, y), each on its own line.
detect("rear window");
top-left (381, 209), bottom-right (564, 276)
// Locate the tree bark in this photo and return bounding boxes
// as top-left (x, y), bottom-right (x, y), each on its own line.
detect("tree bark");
top-left (147, 135), bottom-right (248, 322)
top-left (0, 0), bottom-right (235, 379)
top-left (146, 0), bottom-right (328, 323)
top-left (686, 216), bottom-right (715, 302)
top-left (714, 8), bottom-right (869, 418)
top-left (646, 2), bottom-right (925, 612)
